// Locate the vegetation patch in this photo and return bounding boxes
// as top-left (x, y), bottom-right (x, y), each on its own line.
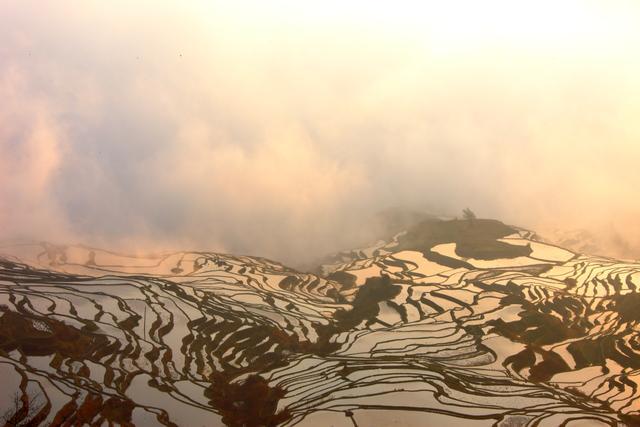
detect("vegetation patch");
top-left (394, 218), bottom-right (532, 260)
top-left (206, 374), bottom-right (291, 427)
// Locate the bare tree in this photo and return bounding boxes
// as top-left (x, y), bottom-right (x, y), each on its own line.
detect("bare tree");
top-left (1, 390), bottom-right (46, 427)
top-left (462, 208), bottom-right (476, 226)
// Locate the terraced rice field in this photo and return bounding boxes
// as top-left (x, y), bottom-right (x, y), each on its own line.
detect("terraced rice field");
top-left (1, 219), bottom-right (639, 426)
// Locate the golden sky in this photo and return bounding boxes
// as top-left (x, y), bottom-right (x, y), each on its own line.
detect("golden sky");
top-left (1, 1), bottom-right (640, 263)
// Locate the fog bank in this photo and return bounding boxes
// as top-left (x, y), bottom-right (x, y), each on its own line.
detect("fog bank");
top-left (1, 1), bottom-right (640, 265)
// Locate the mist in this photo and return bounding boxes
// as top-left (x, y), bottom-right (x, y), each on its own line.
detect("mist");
top-left (1, 0), bottom-right (640, 266)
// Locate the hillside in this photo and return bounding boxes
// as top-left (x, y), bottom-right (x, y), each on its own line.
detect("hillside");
top-left (1, 218), bottom-right (639, 426)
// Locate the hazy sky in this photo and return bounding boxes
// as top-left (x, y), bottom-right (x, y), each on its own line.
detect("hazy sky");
top-left (1, 1), bottom-right (640, 264)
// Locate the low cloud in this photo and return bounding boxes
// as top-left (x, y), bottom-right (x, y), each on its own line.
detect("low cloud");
top-left (1, 1), bottom-right (640, 265)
